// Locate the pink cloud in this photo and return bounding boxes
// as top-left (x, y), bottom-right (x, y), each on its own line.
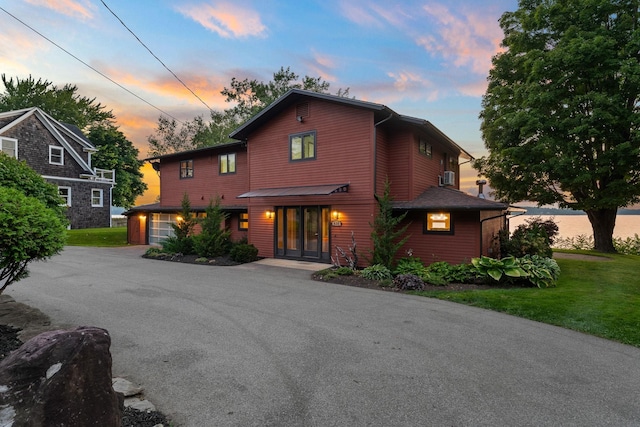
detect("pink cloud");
top-left (419, 4), bottom-right (504, 76)
top-left (25, 0), bottom-right (95, 20)
top-left (177, 2), bottom-right (266, 38)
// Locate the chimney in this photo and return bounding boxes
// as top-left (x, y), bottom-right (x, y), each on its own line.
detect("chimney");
top-left (476, 179), bottom-right (487, 199)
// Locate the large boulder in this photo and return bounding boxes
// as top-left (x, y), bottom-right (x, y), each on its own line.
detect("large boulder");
top-left (0, 326), bottom-right (122, 426)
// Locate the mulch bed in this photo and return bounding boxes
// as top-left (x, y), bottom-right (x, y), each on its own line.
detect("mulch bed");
top-left (142, 252), bottom-right (242, 266)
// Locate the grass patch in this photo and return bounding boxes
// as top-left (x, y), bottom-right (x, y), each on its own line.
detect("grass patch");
top-left (66, 227), bottom-right (128, 247)
top-left (413, 252), bottom-right (640, 347)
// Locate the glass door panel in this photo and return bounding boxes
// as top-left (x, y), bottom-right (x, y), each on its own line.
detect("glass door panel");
top-left (303, 207), bottom-right (319, 257)
top-left (286, 208), bottom-right (300, 256)
top-left (321, 208), bottom-right (330, 254)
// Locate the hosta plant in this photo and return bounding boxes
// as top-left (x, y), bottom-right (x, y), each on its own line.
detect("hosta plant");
top-left (361, 264), bottom-right (393, 281)
top-left (471, 256), bottom-right (526, 283)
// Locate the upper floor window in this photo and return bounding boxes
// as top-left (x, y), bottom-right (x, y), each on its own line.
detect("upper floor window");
top-left (58, 186), bottom-right (71, 207)
top-left (91, 189), bottom-right (103, 207)
top-left (219, 153), bottom-right (236, 174)
top-left (419, 139), bottom-right (432, 158)
top-left (290, 131), bottom-right (316, 161)
top-left (1, 137), bottom-right (17, 158)
top-left (49, 145), bottom-right (64, 165)
top-left (180, 160), bottom-right (193, 179)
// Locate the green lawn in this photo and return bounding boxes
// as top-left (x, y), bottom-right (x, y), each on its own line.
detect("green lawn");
top-left (414, 253), bottom-right (640, 347)
top-left (66, 227), bottom-right (128, 247)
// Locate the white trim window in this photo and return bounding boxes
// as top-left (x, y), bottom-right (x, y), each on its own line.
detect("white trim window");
top-left (91, 188), bottom-right (103, 207)
top-left (49, 145), bottom-right (64, 165)
top-left (58, 186), bottom-right (71, 207)
top-left (0, 137), bottom-right (17, 158)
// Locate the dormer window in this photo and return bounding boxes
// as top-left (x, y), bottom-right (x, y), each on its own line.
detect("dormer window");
top-left (49, 145), bottom-right (64, 165)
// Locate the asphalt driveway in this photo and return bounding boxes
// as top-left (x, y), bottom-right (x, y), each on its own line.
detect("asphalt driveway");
top-left (8, 246), bottom-right (640, 426)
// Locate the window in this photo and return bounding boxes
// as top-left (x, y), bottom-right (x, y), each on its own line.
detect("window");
top-left (1, 137), bottom-right (17, 158)
top-left (419, 139), bottom-right (432, 158)
top-left (180, 160), bottom-right (193, 179)
top-left (219, 153), bottom-right (236, 174)
top-left (290, 131), bottom-right (315, 161)
top-left (239, 212), bottom-right (248, 230)
top-left (426, 212), bottom-right (452, 233)
top-left (58, 186), bottom-right (71, 207)
top-left (49, 145), bottom-right (64, 165)
top-left (91, 189), bottom-right (103, 207)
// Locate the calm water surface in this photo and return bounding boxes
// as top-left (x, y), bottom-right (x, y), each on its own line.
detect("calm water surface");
top-left (509, 214), bottom-right (640, 239)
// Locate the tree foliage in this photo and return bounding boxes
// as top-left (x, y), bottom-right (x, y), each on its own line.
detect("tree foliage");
top-left (0, 75), bottom-right (147, 207)
top-left (193, 197), bottom-right (231, 258)
top-left (147, 66), bottom-right (345, 156)
top-left (0, 156), bottom-right (67, 294)
top-left (88, 125), bottom-right (147, 208)
top-left (369, 179), bottom-right (410, 269)
top-left (0, 153), bottom-right (67, 223)
top-left (476, 0), bottom-right (640, 252)
top-left (0, 74), bottom-right (113, 128)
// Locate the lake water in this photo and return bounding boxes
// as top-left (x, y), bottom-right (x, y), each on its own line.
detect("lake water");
top-left (509, 214), bottom-right (640, 239)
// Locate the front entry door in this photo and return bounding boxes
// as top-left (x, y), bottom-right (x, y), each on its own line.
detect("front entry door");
top-left (276, 206), bottom-right (330, 260)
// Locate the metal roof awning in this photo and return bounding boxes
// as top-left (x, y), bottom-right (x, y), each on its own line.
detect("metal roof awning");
top-left (237, 183), bottom-right (349, 198)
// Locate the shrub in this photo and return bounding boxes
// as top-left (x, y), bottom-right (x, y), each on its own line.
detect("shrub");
top-left (471, 256), bottom-right (526, 283)
top-left (160, 236), bottom-right (192, 254)
top-left (229, 243), bottom-right (259, 263)
top-left (501, 217), bottom-right (557, 258)
top-left (553, 234), bottom-right (594, 250)
top-left (0, 187), bottom-right (67, 294)
top-left (394, 257), bottom-right (427, 276)
top-left (614, 234), bottom-right (640, 255)
top-left (393, 274), bottom-right (425, 291)
top-left (314, 266), bottom-right (353, 280)
top-left (361, 264), bottom-right (393, 281)
top-left (193, 197), bottom-right (231, 258)
top-left (514, 255), bottom-right (560, 288)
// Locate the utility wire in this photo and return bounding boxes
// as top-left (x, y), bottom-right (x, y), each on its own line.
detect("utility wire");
top-left (0, 5), bottom-right (184, 124)
top-left (100, 0), bottom-right (214, 112)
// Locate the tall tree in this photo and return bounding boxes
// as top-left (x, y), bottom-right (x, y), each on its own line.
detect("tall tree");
top-left (0, 75), bottom-right (147, 208)
top-left (475, 0), bottom-right (640, 252)
top-left (88, 125), bottom-right (147, 208)
top-left (147, 66), bottom-right (341, 156)
top-left (0, 74), bottom-right (113, 128)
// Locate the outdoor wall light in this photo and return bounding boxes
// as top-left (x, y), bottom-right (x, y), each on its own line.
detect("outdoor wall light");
top-left (139, 214), bottom-right (146, 219)
top-left (176, 215), bottom-right (183, 222)
top-left (265, 210), bottom-right (274, 219)
top-left (331, 210), bottom-right (340, 221)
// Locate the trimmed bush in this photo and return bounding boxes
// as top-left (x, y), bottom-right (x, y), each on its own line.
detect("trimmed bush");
top-left (229, 243), bottom-right (259, 263)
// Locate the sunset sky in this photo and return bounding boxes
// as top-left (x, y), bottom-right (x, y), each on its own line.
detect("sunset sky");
top-left (0, 0), bottom-right (518, 204)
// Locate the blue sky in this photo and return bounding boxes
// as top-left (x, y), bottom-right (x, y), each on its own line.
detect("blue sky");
top-left (0, 0), bottom-right (518, 203)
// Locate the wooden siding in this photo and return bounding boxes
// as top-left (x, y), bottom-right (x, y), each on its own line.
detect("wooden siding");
top-left (400, 210), bottom-right (481, 265)
top-left (160, 150), bottom-right (248, 209)
top-left (385, 129), bottom-right (411, 200)
top-left (246, 99), bottom-right (374, 203)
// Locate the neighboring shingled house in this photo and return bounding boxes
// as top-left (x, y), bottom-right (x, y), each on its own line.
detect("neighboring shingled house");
top-left (126, 89), bottom-right (508, 265)
top-left (0, 107), bottom-right (115, 229)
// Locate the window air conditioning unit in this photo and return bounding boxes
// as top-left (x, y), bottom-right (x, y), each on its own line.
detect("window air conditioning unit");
top-left (442, 171), bottom-right (455, 186)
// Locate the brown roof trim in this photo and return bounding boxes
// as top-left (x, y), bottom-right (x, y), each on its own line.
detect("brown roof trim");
top-left (237, 183), bottom-right (349, 198)
top-left (144, 141), bottom-right (245, 162)
top-left (393, 186), bottom-right (508, 211)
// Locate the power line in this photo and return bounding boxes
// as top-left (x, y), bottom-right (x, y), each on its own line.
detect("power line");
top-left (0, 5), bottom-right (184, 124)
top-left (100, 0), bottom-right (214, 112)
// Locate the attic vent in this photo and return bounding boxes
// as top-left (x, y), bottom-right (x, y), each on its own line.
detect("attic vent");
top-left (296, 103), bottom-right (309, 118)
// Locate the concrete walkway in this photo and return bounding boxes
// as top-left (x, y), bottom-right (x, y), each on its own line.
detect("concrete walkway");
top-left (6, 246), bottom-right (640, 426)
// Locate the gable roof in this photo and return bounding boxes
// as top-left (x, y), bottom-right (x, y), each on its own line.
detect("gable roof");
top-left (0, 107), bottom-right (96, 174)
top-left (229, 89), bottom-right (472, 159)
top-left (393, 186), bottom-right (508, 211)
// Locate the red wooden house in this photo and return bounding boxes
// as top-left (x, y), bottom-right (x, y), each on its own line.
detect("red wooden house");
top-left (126, 89), bottom-right (507, 265)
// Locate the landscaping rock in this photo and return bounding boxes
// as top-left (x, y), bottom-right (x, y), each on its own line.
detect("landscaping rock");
top-left (0, 326), bottom-right (122, 426)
